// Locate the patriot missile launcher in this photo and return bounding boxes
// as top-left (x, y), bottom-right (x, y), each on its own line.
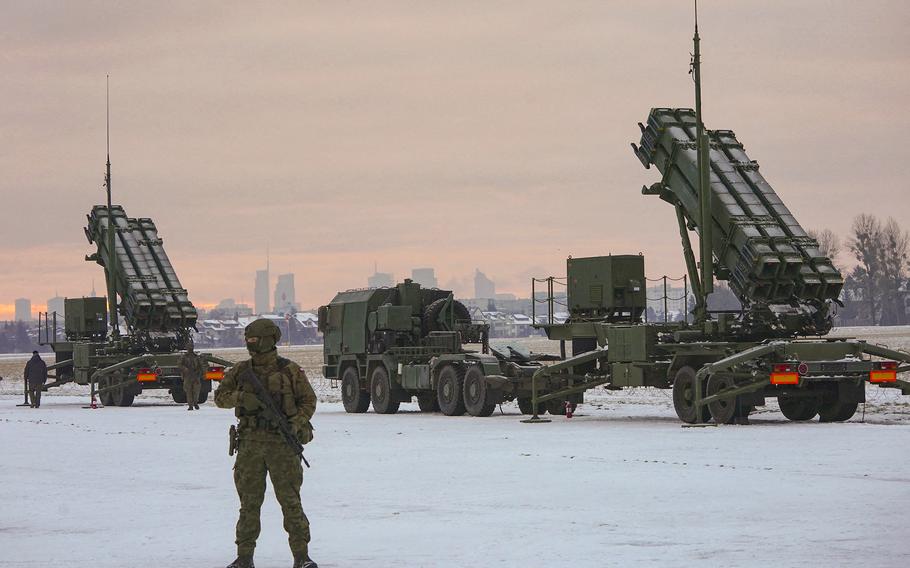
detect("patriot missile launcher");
top-left (528, 15), bottom-right (910, 425)
top-left (35, 89), bottom-right (231, 406)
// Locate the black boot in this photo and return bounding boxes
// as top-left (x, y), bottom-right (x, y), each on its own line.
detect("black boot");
top-left (226, 556), bottom-right (254, 568)
top-left (293, 552), bottom-right (317, 568)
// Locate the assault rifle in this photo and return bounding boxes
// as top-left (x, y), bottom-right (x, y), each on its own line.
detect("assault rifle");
top-left (239, 366), bottom-right (310, 468)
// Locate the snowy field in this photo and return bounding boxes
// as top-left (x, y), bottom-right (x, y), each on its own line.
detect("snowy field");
top-left (1, 329), bottom-right (909, 567)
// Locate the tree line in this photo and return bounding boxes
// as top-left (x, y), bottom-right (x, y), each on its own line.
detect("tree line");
top-left (811, 214), bottom-right (909, 326)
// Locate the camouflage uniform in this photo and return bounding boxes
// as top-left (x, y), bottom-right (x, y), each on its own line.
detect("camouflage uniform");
top-left (178, 347), bottom-right (205, 410)
top-left (215, 319), bottom-right (317, 568)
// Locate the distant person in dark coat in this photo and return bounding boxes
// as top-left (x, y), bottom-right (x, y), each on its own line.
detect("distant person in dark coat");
top-left (24, 351), bottom-right (48, 408)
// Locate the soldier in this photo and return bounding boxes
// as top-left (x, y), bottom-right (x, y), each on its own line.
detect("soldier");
top-left (215, 318), bottom-right (318, 568)
top-left (24, 351), bottom-right (48, 408)
top-left (178, 342), bottom-right (205, 411)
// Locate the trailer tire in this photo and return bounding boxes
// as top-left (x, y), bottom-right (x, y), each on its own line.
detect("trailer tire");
top-left (436, 365), bottom-right (466, 416)
top-left (778, 394), bottom-right (819, 421)
top-left (97, 376), bottom-right (114, 406)
top-left (341, 366), bottom-right (370, 413)
top-left (370, 365), bottom-right (399, 414)
top-left (171, 388), bottom-right (187, 404)
top-left (818, 399), bottom-right (858, 422)
top-left (517, 397), bottom-right (534, 415)
top-left (417, 393), bottom-right (439, 412)
top-left (673, 366), bottom-right (711, 424)
top-left (111, 376), bottom-right (135, 407)
top-left (463, 366), bottom-right (495, 417)
top-left (547, 399), bottom-right (568, 416)
top-left (706, 374), bottom-right (742, 424)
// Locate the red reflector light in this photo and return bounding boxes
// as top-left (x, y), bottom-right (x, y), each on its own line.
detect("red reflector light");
top-left (878, 361), bottom-right (898, 371)
top-left (870, 370), bottom-right (897, 383)
top-left (771, 372), bottom-right (799, 385)
top-left (205, 367), bottom-right (225, 381)
top-left (137, 368), bottom-right (157, 382)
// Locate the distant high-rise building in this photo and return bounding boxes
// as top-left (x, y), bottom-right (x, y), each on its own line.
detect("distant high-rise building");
top-left (411, 268), bottom-right (437, 289)
top-left (47, 296), bottom-right (65, 318)
top-left (368, 271), bottom-right (395, 288)
top-left (274, 273), bottom-right (299, 314)
top-left (215, 298), bottom-right (252, 317)
top-left (474, 269), bottom-right (496, 299)
top-left (254, 269), bottom-right (270, 315)
top-left (14, 298), bottom-right (32, 322)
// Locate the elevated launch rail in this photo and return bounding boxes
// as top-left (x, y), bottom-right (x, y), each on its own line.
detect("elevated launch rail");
top-left (85, 204), bottom-right (197, 334)
top-left (633, 108), bottom-right (843, 305)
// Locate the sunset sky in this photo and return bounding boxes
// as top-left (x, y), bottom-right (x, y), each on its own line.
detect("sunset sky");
top-left (2, 1), bottom-right (908, 319)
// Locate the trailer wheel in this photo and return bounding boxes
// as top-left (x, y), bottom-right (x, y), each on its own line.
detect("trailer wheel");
top-left (110, 375), bottom-right (135, 407)
top-left (517, 397), bottom-right (534, 415)
top-left (547, 399), bottom-right (568, 416)
top-left (707, 374), bottom-right (743, 424)
top-left (673, 366), bottom-right (710, 424)
top-left (436, 365), bottom-right (466, 416)
top-left (778, 394), bottom-right (819, 421)
top-left (171, 388), bottom-right (187, 404)
top-left (463, 366), bottom-right (495, 417)
top-left (417, 393), bottom-right (439, 412)
top-left (370, 365), bottom-right (399, 414)
top-left (341, 366), bottom-right (370, 413)
top-left (818, 399), bottom-right (858, 422)
top-left (96, 376), bottom-right (113, 406)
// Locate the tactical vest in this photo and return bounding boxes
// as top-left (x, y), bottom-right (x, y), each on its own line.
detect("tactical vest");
top-left (235, 357), bottom-right (301, 432)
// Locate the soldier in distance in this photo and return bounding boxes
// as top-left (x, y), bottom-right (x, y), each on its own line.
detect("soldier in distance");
top-left (25, 351), bottom-right (48, 408)
top-left (215, 318), bottom-right (318, 568)
top-left (178, 341), bottom-right (205, 410)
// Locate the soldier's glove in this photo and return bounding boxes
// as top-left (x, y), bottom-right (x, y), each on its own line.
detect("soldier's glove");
top-left (237, 392), bottom-right (261, 412)
top-left (290, 414), bottom-right (310, 437)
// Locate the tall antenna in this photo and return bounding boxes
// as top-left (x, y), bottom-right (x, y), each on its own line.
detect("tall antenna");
top-left (104, 74), bottom-right (119, 337)
top-left (692, 0), bottom-right (714, 312)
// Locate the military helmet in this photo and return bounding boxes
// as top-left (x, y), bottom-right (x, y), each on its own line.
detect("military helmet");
top-left (244, 318), bottom-right (282, 354)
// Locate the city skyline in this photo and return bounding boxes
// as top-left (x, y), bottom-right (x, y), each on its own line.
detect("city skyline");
top-left (1, 2), bottom-right (908, 319)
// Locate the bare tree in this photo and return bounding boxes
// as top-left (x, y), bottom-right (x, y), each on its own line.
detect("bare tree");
top-left (878, 217), bottom-right (909, 325)
top-left (848, 214), bottom-right (882, 325)
top-left (808, 228), bottom-right (842, 268)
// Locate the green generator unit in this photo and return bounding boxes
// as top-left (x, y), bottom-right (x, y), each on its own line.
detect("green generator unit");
top-left (567, 255), bottom-right (645, 322)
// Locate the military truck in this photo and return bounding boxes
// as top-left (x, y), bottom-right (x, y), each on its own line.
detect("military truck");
top-left (319, 279), bottom-right (567, 417)
top-left (36, 152), bottom-right (231, 406)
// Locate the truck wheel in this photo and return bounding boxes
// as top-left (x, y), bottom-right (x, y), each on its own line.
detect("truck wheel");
top-left (463, 366), bottom-right (495, 417)
top-left (706, 374), bottom-right (739, 424)
top-left (436, 365), bottom-right (466, 416)
top-left (673, 366), bottom-right (710, 424)
top-left (341, 366), bottom-right (370, 413)
top-left (417, 393), bottom-right (439, 412)
top-left (171, 388), bottom-right (187, 404)
top-left (370, 366), bottom-right (400, 414)
top-left (818, 399), bottom-right (858, 422)
top-left (778, 394), bottom-right (819, 421)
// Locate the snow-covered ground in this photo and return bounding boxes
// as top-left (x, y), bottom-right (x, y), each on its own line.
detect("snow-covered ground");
top-left (2, 396), bottom-right (908, 568)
